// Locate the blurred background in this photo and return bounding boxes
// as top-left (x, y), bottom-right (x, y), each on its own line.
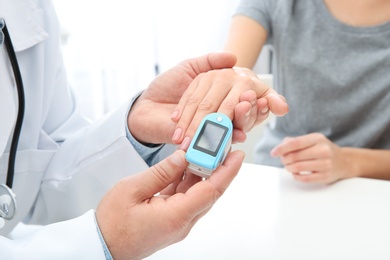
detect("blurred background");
top-left (52, 0), bottom-right (271, 120)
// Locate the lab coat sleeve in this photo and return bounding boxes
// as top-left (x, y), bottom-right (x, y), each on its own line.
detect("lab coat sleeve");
top-left (28, 100), bottom-right (160, 225)
top-left (2, 210), bottom-right (107, 260)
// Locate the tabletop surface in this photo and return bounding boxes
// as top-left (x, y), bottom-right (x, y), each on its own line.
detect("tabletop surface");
top-left (147, 163), bottom-right (390, 260)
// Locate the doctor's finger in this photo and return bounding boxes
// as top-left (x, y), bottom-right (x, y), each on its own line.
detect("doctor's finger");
top-left (171, 150), bottom-right (244, 218)
top-left (160, 171), bottom-right (202, 196)
top-left (159, 177), bottom-right (183, 196)
top-left (186, 52), bottom-right (237, 75)
top-left (134, 150), bottom-right (188, 199)
top-left (175, 172), bottom-right (203, 194)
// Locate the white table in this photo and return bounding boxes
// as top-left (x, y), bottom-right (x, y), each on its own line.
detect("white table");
top-left (147, 163), bottom-right (390, 260)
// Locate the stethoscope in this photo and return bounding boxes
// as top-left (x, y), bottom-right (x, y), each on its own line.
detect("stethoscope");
top-left (0, 18), bottom-right (25, 228)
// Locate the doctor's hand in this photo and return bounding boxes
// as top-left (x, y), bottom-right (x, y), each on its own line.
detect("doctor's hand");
top-left (170, 66), bottom-right (288, 150)
top-left (271, 133), bottom-right (349, 184)
top-left (128, 52), bottom-right (237, 146)
top-left (96, 149), bottom-right (244, 260)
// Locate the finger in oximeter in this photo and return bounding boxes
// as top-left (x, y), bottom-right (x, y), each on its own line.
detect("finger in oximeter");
top-left (185, 113), bottom-right (233, 179)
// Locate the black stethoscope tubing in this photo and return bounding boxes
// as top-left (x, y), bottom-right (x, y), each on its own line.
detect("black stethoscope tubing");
top-left (2, 20), bottom-right (25, 190)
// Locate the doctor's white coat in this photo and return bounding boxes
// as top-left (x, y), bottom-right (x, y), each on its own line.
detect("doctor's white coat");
top-left (0, 0), bottom-right (169, 258)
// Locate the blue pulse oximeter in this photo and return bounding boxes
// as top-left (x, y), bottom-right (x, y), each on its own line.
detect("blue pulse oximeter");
top-left (185, 113), bottom-right (233, 178)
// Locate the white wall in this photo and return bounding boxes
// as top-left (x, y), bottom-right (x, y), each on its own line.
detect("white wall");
top-left (54, 0), bottom-right (157, 119)
top-left (53, 0), bottom-right (270, 120)
top-left (153, 0), bottom-right (240, 72)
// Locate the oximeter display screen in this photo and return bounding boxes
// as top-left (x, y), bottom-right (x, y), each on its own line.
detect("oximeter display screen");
top-left (193, 120), bottom-right (228, 157)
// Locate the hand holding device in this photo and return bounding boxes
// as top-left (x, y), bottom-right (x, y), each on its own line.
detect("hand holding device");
top-left (96, 149), bottom-right (244, 259)
top-left (185, 113), bottom-right (233, 178)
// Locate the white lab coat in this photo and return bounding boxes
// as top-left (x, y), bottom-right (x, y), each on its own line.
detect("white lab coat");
top-left (0, 0), bottom-right (169, 258)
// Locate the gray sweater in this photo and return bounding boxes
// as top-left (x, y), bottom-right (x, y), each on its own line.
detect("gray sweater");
top-left (235, 0), bottom-right (390, 167)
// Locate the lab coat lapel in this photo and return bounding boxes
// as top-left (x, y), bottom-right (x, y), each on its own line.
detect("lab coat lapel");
top-left (0, 0), bottom-right (48, 52)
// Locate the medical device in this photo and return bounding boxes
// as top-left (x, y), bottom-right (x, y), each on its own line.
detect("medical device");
top-left (185, 113), bottom-right (232, 179)
top-left (0, 18), bottom-right (26, 228)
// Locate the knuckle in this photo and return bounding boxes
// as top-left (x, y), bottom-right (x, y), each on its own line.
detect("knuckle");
top-left (203, 181), bottom-right (224, 204)
top-left (312, 132), bottom-right (325, 140)
top-left (318, 145), bottom-right (332, 158)
top-left (323, 160), bottom-right (332, 172)
top-left (288, 153), bottom-right (298, 162)
top-left (150, 164), bottom-right (171, 185)
top-left (281, 153), bottom-right (299, 164)
top-left (197, 98), bottom-right (214, 111)
top-left (187, 96), bottom-right (201, 106)
top-left (237, 76), bottom-right (254, 88)
top-left (176, 229), bottom-right (189, 243)
top-left (214, 186), bottom-right (227, 202)
top-left (288, 138), bottom-right (300, 148)
top-left (291, 163), bottom-right (305, 173)
top-left (164, 218), bottom-right (189, 243)
top-left (281, 155), bottom-right (290, 165)
top-left (220, 99), bottom-right (236, 111)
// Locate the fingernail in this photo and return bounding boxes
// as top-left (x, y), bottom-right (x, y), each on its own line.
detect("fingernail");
top-left (170, 151), bottom-right (184, 166)
top-left (171, 110), bottom-right (179, 120)
top-left (172, 128), bottom-right (182, 142)
top-left (179, 136), bottom-right (191, 151)
top-left (261, 107), bottom-right (269, 114)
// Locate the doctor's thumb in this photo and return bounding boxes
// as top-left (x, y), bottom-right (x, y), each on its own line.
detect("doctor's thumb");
top-left (140, 150), bottom-right (188, 198)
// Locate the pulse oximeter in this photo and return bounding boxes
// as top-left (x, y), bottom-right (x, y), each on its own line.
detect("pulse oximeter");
top-left (185, 113), bottom-right (233, 178)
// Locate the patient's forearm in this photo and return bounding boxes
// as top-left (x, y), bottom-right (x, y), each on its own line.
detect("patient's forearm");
top-left (343, 148), bottom-right (390, 181)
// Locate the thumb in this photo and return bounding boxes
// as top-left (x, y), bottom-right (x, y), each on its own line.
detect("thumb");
top-left (135, 150), bottom-right (188, 199)
top-left (184, 52), bottom-right (237, 75)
